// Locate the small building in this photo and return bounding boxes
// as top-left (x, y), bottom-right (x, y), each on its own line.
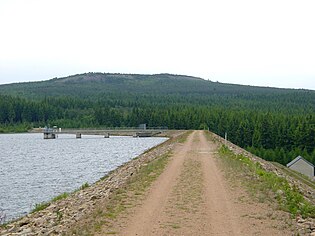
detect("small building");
top-left (286, 156), bottom-right (314, 179)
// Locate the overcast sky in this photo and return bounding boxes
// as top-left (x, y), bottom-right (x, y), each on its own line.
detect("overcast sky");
top-left (0, 0), bottom-right (314, 90)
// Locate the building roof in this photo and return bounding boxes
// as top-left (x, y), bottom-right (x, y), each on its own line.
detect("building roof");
top-left (286, 155), bottom-right (315, 168)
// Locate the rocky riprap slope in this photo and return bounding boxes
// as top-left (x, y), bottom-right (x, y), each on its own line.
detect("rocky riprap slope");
top-left (0, 131), bottom-right (185, 236)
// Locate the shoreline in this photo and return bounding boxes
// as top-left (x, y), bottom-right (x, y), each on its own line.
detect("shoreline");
top-left (0, 130), bottom-right (187, 235)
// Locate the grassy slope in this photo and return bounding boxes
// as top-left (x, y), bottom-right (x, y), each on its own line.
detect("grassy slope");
top-left (218, 145), bottom-right (315, 218)
top-left (272, 162), bottom-right (315, 189)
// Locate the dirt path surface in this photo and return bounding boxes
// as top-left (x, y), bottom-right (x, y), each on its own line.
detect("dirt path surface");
top-left (104, 131), bottom-right (295, 235)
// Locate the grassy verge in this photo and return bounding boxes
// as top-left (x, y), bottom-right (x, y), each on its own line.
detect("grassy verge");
top-left (219, 146), bottom-right (315, 218)
top-left (177, 130), bottom-right (193, 143)
top-left (204, 130), bottom-right (219, 144)
top-left (160, 155), bottom-right (203, 230)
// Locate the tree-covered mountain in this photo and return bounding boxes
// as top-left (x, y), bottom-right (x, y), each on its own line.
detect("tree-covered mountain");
top-left (0, 73), bottom-right (314, 166)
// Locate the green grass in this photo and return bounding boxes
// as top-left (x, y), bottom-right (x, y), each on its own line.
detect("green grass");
top-left (30, 183), bottom-right (89, 214)
top-left (219, 146), bottom-right (315, 218)
top-left (170, 223), bottom-right (180, 229)
top-left (204, 130), bottom-right (218, 144)
top-left (79, 182), bottom-right (89, 190)
top-left (31, 202), bottom-right (50, 213)
top-left (272, 162), bottom-right (315, 189)
top-left (31, 192), bottom-right (69, 213)
top-left (52, 192), bottom-right (69, 202)
top-left (177, 130), bottom-right (192, 143)
top-left (56, 210), bottom-right (63, 221)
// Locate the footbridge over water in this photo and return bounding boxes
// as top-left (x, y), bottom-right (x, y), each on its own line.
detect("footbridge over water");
top-left (41, 128), bottom-right (167, 139)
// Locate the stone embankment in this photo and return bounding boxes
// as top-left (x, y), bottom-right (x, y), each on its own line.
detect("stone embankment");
top-left (212, 132), bottom-right (315, 235)
top-left (0, 131), bottom-right (186, 236)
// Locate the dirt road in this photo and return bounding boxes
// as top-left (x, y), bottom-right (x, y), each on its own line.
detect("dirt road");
top-left (105, 131), bottom-right (294, 235)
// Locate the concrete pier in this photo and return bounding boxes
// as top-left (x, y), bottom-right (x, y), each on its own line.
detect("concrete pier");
top-left (134, 132), bottom-right (160, 137)
top-left (43, 127), bottom-right (56, 139)
top-left (44, 132), bottom-right (56, 139)
top-left (41, 128), bottom-right (166, 139)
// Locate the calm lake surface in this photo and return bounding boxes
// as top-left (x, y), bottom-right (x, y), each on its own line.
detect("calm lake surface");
top-left (0, 133), bottom-right (168, 222)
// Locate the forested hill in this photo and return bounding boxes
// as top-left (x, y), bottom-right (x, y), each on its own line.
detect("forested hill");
top-left (0, 73), bottom-right (314, 165)
top-left (0, 72), bottom-right (284, 98)
top-left (0, 73), bottom-right (313, 111)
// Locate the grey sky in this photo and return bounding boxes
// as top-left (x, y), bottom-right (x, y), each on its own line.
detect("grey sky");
top-left (0, 0), bottom-right (314, 90)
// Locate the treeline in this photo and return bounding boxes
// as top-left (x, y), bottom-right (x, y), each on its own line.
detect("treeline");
top-left (0, 93), bottom-right (314, 165)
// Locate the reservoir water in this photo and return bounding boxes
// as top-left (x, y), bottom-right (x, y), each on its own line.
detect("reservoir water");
top-left (0, 133), bottom-right (168, 222)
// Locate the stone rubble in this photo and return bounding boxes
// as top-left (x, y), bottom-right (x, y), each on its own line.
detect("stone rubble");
top-left (0, 131), bottom-right (185, 236)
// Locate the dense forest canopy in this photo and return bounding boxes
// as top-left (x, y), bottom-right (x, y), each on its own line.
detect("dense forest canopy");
top-left (0, 73), bottom-right (314, 165)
